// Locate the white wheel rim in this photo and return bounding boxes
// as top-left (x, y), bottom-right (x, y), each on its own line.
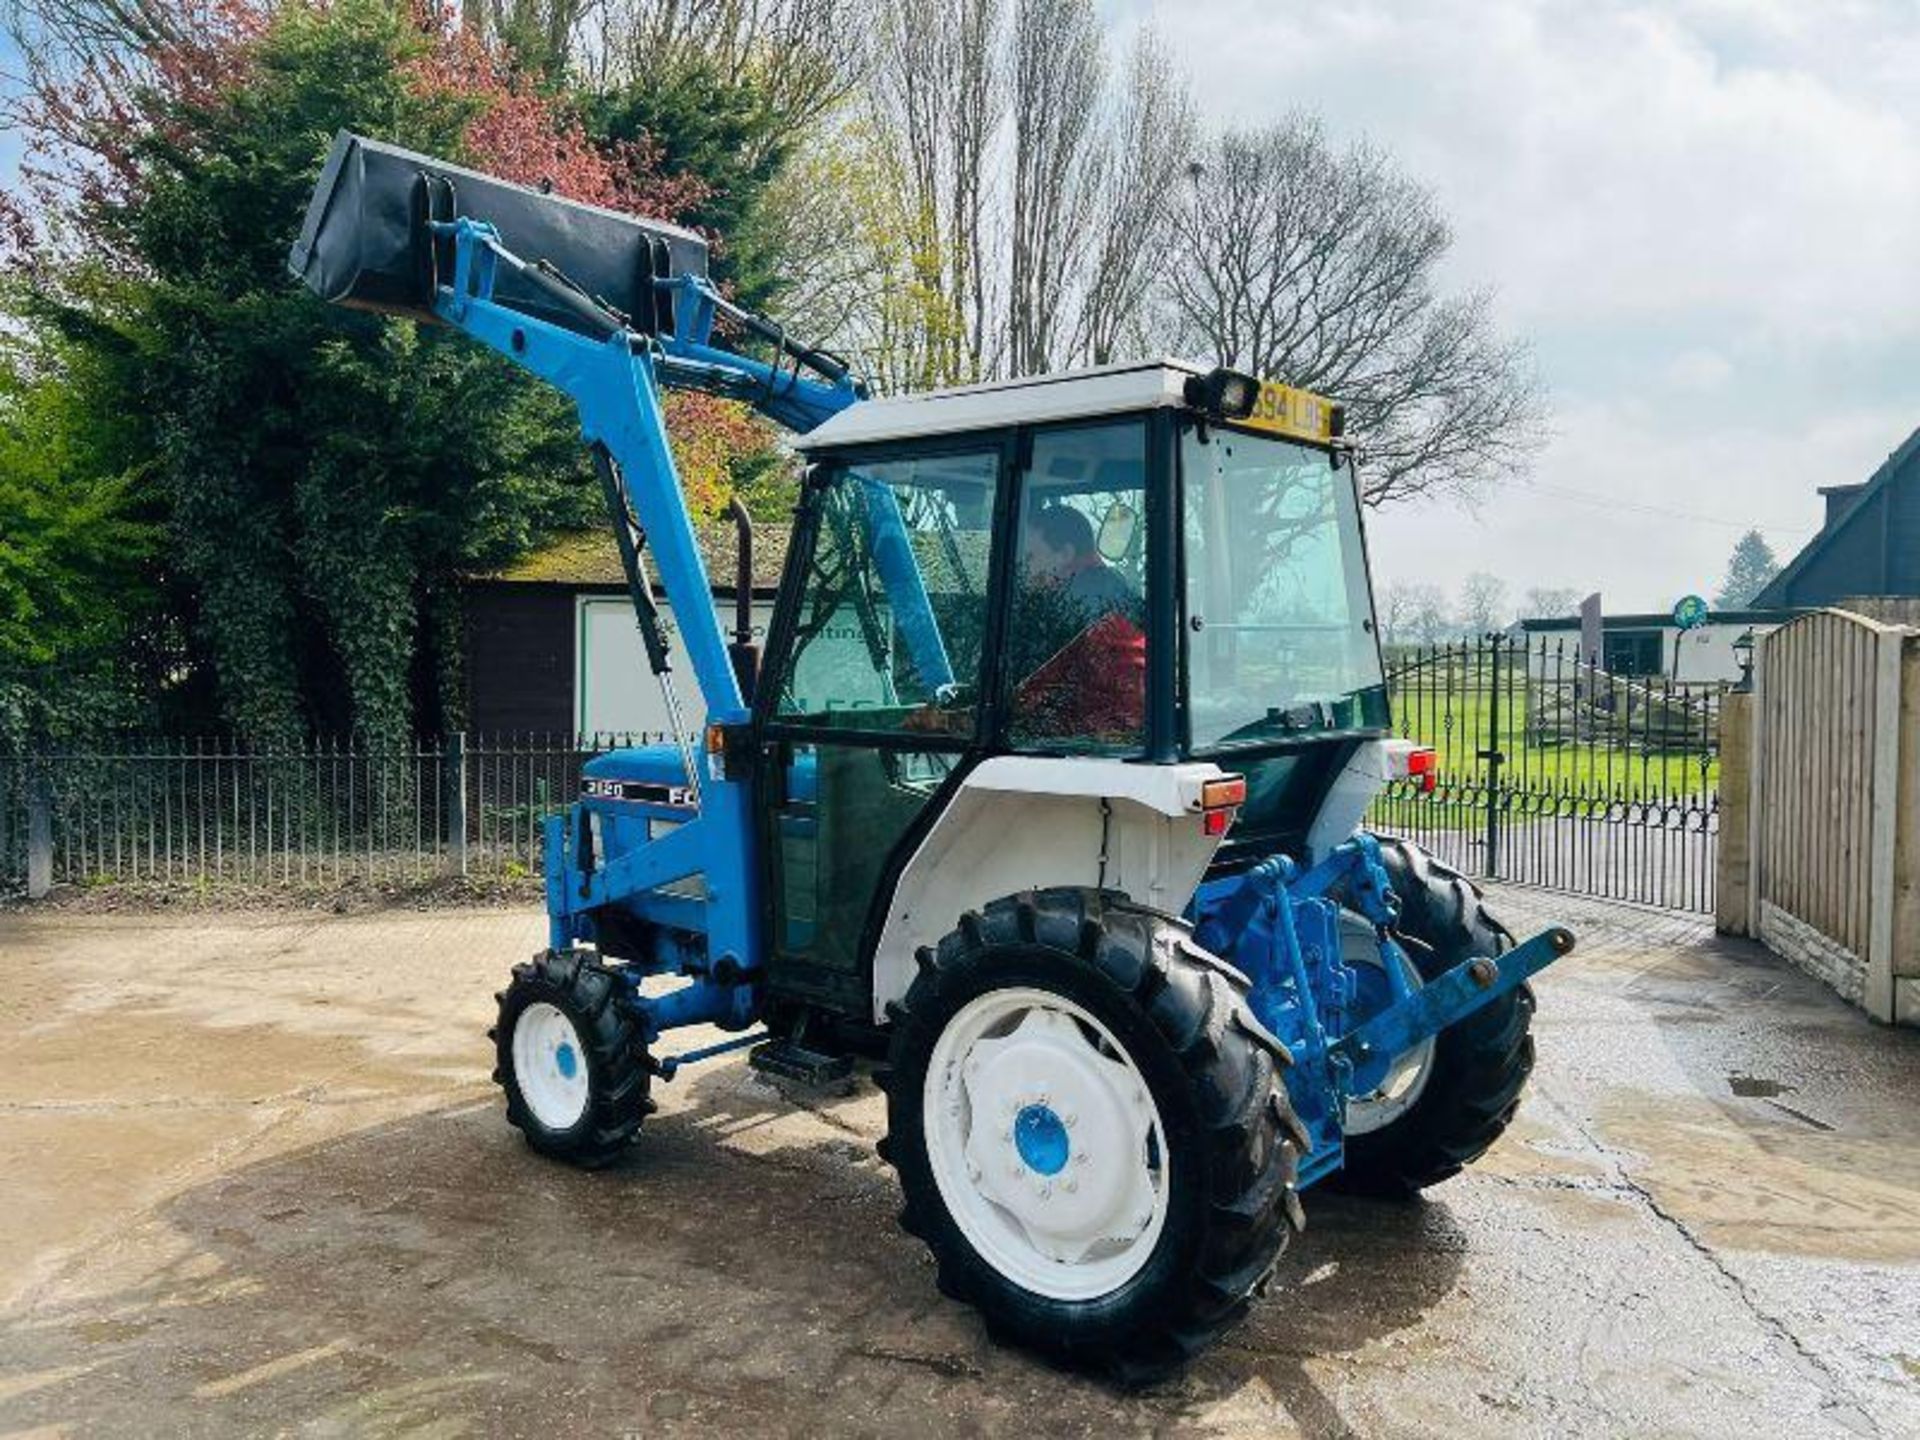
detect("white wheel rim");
top-left (1343, 945), bottom-right (1436, 1136)
top-left (923, 987), bottom-right (1170, 1302)
top-left (513, 1001), bottom-right (591, 1132)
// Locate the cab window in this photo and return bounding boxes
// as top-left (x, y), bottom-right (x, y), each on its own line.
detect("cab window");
top-left (1004, 422), bottom-right (1149, 754)
top-left (773, 450), bottom-right (998, 737)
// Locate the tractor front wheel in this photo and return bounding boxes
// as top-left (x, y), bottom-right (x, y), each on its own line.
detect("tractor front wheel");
top-left (492, 949), bottom-right (654, 1168)
top-left (880, 889), bottom-right (1305, 1381)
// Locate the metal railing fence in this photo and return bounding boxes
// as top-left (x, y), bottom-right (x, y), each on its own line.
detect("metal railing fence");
top-left (4, 639), bottom-right (1727, 915)
top-left (0, 732), bottom-right (664, 896)
top-left (1367, 635), bottom-right (1724, 913)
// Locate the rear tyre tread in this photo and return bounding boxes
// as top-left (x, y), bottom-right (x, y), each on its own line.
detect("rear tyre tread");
top-left (1334, 839), bottom-right (1534, 1197)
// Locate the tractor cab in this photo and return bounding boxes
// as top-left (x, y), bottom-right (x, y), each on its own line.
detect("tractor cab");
top-left (746, 360), bottom-right (1399, 1022)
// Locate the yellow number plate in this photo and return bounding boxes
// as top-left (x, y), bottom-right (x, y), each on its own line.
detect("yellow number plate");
top-left (1237, 380), bottom-right (1336, 444)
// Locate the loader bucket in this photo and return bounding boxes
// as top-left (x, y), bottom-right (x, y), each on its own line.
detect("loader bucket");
top-left (287, 130), bottom-right (707, 336)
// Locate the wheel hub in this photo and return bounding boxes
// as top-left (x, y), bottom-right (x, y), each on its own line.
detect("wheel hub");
top-left (512, 1001), bottom-right (591, 1131)
top-left (1342, 943), bottom-right (1436, 1135)
top-left (924, 990), bottom-right (1169, 1300)
top-left (1013, 1103), bottom-right (1069, 1175)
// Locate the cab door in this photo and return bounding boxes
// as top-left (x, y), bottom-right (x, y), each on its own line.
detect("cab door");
top-left (753, 443), bottom-right (1007, 1015)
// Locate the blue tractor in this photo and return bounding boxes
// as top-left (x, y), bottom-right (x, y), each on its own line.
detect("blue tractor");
top-left (294, 134), bottom-right (1574, 1379)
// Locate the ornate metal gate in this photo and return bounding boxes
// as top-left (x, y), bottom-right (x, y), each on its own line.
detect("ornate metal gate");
top-left (1368, 637), bottom-right (1722, 913)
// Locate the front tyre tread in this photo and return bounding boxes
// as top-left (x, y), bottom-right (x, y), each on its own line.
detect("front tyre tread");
top-left (494, 948), bottom-right (651, 1169)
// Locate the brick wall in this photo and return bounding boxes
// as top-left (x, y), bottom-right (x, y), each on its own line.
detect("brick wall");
top-left (1758, 900), bottom-right (1868, 1007)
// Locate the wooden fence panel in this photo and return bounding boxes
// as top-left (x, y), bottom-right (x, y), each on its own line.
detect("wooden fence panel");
top-left (1746, 609), bottom-right (1920, 1022)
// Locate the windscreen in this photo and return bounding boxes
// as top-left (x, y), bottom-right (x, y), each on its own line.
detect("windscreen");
top-left (1181, 424), bottom-right (1387, 749)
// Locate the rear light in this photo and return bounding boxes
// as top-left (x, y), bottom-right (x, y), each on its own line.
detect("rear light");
top-left (1408, 747), bottom-right (1437, 794)
top-left (1200, 775), bottom-right (1245, 838)
top-left (1201, 776), bottom-right (1246, 809)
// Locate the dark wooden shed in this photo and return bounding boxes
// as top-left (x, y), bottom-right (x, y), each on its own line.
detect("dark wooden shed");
top-left (461, 526), bottom-right (789, 735)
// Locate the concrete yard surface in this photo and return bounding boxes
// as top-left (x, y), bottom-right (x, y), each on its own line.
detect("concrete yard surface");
top-left (0, 889), bottom-right (1916, 1437)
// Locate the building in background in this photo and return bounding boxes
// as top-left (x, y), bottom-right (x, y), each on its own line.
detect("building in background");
top-left (1520, 609), bottom-right (1792, 685)
top-left (1754, 426), bottom-right (1920, 622)
top-left (462, 527), bottom-right (788, 736)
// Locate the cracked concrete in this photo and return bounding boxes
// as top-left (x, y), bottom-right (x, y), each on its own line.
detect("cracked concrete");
top-left (0, 887), bottom-right (1916, 1437)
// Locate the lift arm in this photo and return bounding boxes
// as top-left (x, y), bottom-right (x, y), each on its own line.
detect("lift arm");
top-left (430, 217), bottom-right (960, 732)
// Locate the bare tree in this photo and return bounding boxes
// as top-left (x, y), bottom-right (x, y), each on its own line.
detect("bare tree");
top-left (464, 0), bottom-right (602, 75)
top-left (598, 0), bottom-right (862, 123)
top-left (1404, 582), bottom-right (1453, 646)
top-left (1379, 581), bottom-right (1414, 648)
top-left (1519, 585), bottom-right (1582, 620)
top-left (846, 0), bottom-right (1003, 388)
top-left (1167, 116), bottom-right (1544, 507)
top-left (1006, 0), bottom-right (1103, 376)
top-left (1072, 38), bottom-right (1196, 365)
top-left (1458, 571), bottom-right (1509, 636)
top-left (813, 2), bottom-right (1193, 388)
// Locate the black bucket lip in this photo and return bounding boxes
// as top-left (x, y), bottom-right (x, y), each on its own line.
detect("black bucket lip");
top-left (286, 128), bottom-right (709, 290)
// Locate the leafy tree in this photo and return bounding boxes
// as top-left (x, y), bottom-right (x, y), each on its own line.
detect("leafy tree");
top-left (0, 338), bottom-right (167, 745)
top-left (1715, 529), bottom-right (1780, 608)
top-left (0, 343), bottom-right (156, 671)
top-left (588, 60), bottom-right (797, 312)
top-left (3, 0), bottom-right (714, 740)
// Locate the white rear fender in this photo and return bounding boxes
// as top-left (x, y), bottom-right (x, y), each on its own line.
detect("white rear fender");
top-left (1304, 738), bottom-right (1431, 861)
top-left (870, 758), bottom-right (1232, 1023)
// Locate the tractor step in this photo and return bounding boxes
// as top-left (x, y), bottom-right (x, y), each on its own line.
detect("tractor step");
top-left (749, 1039), bottom-right (855, 1088)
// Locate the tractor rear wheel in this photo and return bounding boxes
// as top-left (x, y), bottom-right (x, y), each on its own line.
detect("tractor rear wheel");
top-left (1332, 839), bottom-right (1534, 1197)
top-left (492, 949), bottom-right (654, 1168)
top-left (880, 889), bottom-right (1305, 1381)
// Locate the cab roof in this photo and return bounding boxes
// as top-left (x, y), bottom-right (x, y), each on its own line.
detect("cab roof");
top-left (798, 359), bottom-right (1213, 452)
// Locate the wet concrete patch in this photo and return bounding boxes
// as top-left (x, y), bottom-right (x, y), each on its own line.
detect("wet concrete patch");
top-left (1594, 1092), bottom-right (1920, 1264)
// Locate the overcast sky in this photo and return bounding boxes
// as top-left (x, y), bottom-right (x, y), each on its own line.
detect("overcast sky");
top-left (1112, 0), bottom-right (1920, 614)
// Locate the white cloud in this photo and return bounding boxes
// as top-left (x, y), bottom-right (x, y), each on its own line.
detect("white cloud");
top-left (1663, 348), bottom-right (1733, 391)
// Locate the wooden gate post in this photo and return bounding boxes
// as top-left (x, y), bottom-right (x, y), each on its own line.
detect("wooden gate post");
top-left (1745, 640), bottom-right (1768, 940)
top-left (1715, 691), bottom-right (1753, 936)
top-left (1895, 635), bottom-right (1920, 1025)
top-left (1865, 629), bottom-right (1905, 1021)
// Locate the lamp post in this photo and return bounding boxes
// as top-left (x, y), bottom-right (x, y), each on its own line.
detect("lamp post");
top-left (1732, 628), bottom-right (1756, 692)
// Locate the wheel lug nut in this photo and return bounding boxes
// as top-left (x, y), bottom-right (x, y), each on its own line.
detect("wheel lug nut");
top-left (1065, 1179), bottom-right (1078, 1193)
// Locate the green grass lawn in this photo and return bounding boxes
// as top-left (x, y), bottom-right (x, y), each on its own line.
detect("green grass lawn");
top-left (1384, 681), bottom-right (1720, 803)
